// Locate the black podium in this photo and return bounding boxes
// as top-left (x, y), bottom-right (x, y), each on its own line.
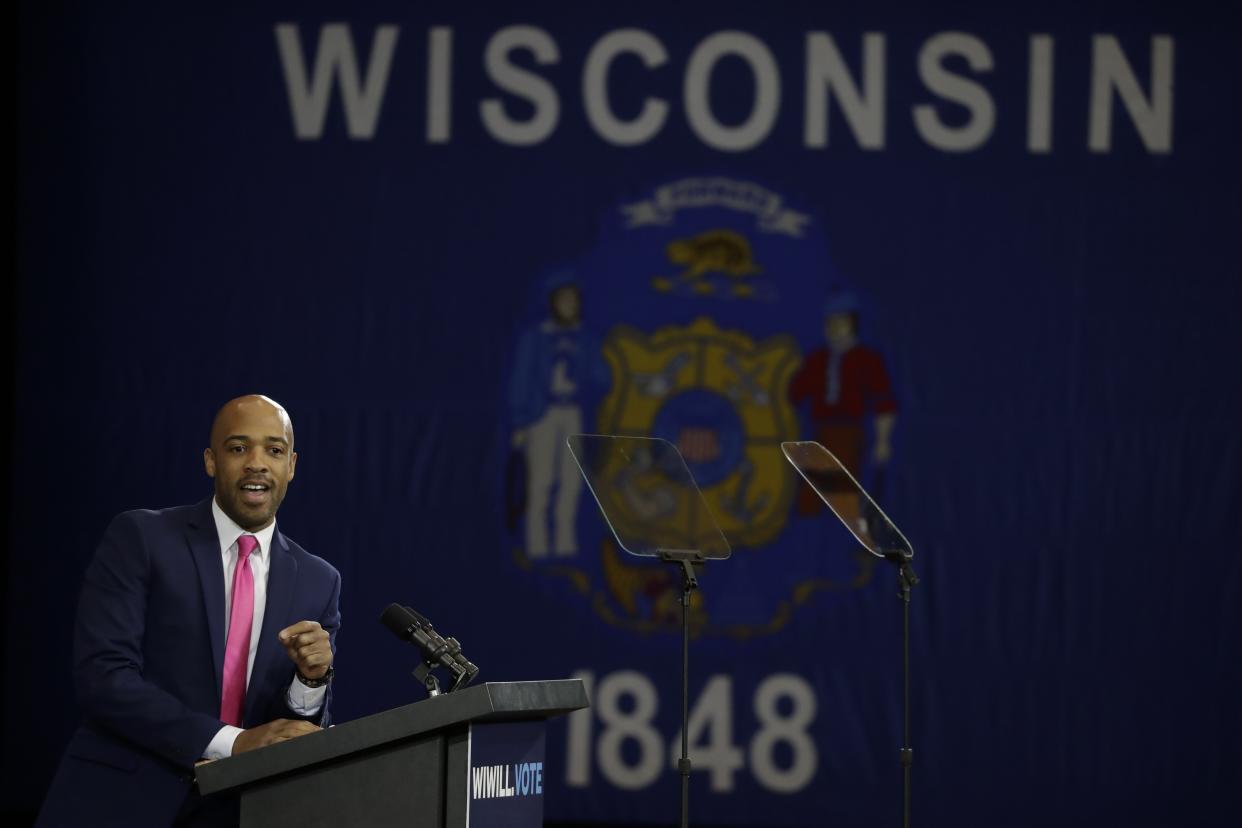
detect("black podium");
top-left (196, 679), bottom-right (589, 828)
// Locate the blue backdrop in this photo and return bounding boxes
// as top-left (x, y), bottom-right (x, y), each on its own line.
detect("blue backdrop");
top-left (11, 1), bottom-right (1241, 826)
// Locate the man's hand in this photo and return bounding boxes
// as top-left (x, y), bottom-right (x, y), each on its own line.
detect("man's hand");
top-left (279, 620), bottom-right (333, 681)
top-left (232, 719), bottom-right (321, 754)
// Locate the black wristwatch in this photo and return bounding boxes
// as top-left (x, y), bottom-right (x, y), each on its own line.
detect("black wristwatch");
top-left (296, 665), bottom-right (334, 688)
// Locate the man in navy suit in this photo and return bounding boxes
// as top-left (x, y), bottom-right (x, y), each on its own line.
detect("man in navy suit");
top-left (38, 395), bottom-right (341, 826)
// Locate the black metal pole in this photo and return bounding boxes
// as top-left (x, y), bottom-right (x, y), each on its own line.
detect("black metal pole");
top-left (901, 574), bottom-right (911, 828)
top-left (678, 563), bottom-right (693, 828)
top-left (882, 552), bottom-right (916, 828)
top-left (895, 559), bottom-right (915, 828)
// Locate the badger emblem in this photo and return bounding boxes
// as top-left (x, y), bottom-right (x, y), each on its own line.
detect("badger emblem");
top-left (654, 229), bottom-right (762, 296)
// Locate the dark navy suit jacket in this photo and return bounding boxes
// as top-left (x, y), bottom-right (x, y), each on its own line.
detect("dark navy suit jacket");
top-left (38, 499), bottom-right (341, 827)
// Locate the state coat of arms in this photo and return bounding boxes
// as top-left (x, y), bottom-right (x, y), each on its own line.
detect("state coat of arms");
top-left (505, 177), bottom-right (895, 639)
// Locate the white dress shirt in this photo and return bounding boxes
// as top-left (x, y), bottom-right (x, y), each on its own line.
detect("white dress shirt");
top-left (202, 498), bottom-right (326, 759)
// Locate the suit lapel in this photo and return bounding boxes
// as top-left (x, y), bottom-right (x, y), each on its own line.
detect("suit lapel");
top-left (186, 498), bottom-right (226, 701)
top-left (245, 528), bottom-right (298, 724)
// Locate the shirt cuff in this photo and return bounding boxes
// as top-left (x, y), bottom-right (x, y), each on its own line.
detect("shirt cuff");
top-left (287, 674), bottom-right (327, 715)
top-left (203, 725), bottom-right (243, 760)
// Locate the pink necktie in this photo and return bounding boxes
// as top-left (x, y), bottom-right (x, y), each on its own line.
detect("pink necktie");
top-left (220, 534), bottom-right (257, 727)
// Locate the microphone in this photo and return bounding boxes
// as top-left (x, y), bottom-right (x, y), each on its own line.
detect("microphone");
top-left (381, 603), bottom-right (479, 692)
top-left (402, 606), bottom-right (480, 686)
top-left (381, 603), bottom-right (445, 660)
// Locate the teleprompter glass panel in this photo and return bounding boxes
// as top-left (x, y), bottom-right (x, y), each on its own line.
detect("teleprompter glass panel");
top-left (567, 434), bottom-right (731, 560)
top-left (780, 440), bottom-right (913, 560)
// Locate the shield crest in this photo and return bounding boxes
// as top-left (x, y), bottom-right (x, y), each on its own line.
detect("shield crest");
top-left (598, 317), bottom-right (801, 549)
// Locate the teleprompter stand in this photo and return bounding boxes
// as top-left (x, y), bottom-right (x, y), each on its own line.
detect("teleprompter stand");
top-left (885, 550), bottom-right (919, 828)
top-left (666, 550), bottom-right (700, 828)
top-left (567, 434), bottom-right (733, 828)
top-left (783, 441), bottom-right (918, 828)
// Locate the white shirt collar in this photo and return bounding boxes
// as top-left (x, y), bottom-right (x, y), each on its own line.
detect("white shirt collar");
top-left (211, 497), bottom-right (277, 562)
